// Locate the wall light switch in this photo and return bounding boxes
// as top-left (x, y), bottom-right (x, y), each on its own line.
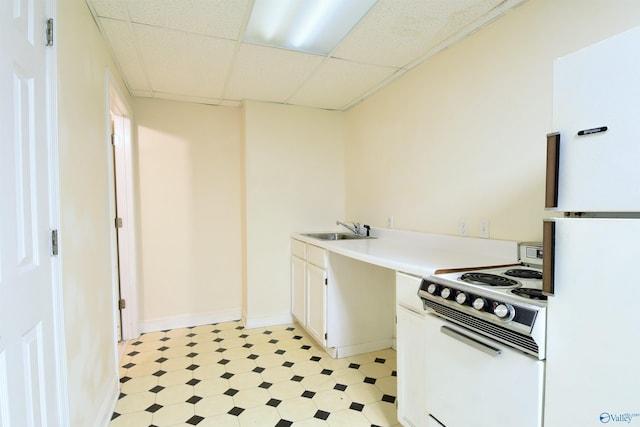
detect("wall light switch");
top-left (459, 221), bottom-right (468, 237)
top-left (479, 219), bottom-right (490, 238)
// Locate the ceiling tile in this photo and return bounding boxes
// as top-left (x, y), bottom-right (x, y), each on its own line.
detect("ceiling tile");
top-left (98, 18), bottom-right (151, 92)
top-left (90, 0), bottom-right (130, 20)
top-left (133, 24), bottom-right (236, 100)
top-left (125, 0), bottom-right (249, 39)
top-left (288, 58), bottom-right (399, 110)
top-left (86, 0), bottom-right (529, 110)
top-left (333, 0), bottom-right (507, 68)
top-left (225, 44), bottom-right (324, 103)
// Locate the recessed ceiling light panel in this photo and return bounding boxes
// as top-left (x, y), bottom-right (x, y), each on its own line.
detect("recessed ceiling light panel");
top-left (244, 0), bottom-right (377, 55)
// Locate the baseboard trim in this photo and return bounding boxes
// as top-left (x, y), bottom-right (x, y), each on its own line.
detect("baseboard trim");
top-left (139, 308), bottom-right (242, 333)
top-left (243, 312), bottom-right (293, 330)
top-left (334, 338), bottom-right (394, 359)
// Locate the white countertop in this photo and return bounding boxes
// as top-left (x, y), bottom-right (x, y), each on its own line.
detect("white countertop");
top-left (292, 227), bottom-right (519, 277)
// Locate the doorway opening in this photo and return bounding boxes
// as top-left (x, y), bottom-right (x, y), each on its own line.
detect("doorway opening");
top-left (108, 76), bottom-right (139, 344)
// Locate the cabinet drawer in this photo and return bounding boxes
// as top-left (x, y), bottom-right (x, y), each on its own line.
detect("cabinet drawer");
top-left (396, 272), bottom-right (424, 313)
top-left (291, 238), bottom-right (306, 259)
top-left (306, 244), bottom-right (327, 268)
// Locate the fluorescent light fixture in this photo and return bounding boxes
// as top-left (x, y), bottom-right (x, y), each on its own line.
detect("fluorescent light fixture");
top-left (244, 0), bottom-right (377, 55)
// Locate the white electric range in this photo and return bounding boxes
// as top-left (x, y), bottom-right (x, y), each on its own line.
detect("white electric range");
top-left (417, 242), bottom-right (546, 427)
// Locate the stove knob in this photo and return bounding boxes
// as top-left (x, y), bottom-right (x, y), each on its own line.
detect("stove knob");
top-left (455, 292), bottom-right (468, 305)
top-left (427, 283), bottom-right (438, 295)
top-left (494, 303), bottom-right (512, 319)
top-left (440, 288), bottom-right (451, 299)
top-left (472, 297), bottom-right (486, 311)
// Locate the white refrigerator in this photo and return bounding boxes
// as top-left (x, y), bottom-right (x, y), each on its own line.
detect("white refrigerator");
top-left (543, 26), bottom-right (640, 427)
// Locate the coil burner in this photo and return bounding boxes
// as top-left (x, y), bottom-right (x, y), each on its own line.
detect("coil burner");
top-left (459, 272), bottom-right (520, 288)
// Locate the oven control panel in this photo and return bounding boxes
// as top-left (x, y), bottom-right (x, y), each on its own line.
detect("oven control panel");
top-left (418, 279), bottom-right (536, 332)
top-left (418, 278), bottom-right (546, 358)
top-left (418, 279), bottom-right (537, 331)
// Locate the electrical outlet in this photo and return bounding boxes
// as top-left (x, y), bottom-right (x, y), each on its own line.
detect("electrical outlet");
top-left (388, 216), bottom-right (394, 228)
top-left (459, 221), bottom-right (468, 237)
top-left (479, 219), bottom-right (490, 238)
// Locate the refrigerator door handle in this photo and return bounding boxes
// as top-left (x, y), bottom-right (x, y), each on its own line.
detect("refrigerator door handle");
top-left (545, 132), bottom-right (560, 209)
top-left (543, 220), bottom-right (556, 296)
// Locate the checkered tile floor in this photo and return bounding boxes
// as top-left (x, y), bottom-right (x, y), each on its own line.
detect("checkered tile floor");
top-left (110, 320), bottom-right (400, 426)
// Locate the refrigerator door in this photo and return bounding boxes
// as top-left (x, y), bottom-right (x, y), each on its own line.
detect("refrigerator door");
top-left (544, 218), bottom-right (640, 427)
top-left (551, 26), bottom-right (640, 212)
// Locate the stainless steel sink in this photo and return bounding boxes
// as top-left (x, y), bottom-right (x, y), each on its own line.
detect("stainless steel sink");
top-left (301, 232), bottom-right (373, 241)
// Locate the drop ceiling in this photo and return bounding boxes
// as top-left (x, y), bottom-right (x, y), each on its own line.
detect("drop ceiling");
top-left (86, 0), bottom-right (527, 111)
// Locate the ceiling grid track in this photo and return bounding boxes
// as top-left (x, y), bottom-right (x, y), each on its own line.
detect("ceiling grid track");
top-left (85, 0), bottom-right (529, 110)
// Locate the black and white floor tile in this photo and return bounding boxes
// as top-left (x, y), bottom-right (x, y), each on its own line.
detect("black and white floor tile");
top-left (110, 320), bottom-right (400, 427)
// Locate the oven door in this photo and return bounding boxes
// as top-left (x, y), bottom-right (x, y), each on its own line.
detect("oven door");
top-left (424, 314), bottom-right (544, 427)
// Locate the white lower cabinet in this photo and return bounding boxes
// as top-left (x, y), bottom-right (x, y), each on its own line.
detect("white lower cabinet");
top-left (396, 272), bottom-right (427, 427)
top-left (306, 263), bottom-right (327, 346)
top-left (291, 239), bottom-right (328, 346)
top-left (290, 238), bottom-right (307, 325)
top-left (397, 306), bottom-right (427, 427)
top-left (290, 254), bottom-right (306, 325)
top-left (290, 237), bottom-right (395, 358)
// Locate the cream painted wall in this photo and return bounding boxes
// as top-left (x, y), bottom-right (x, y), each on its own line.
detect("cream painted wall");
top-left (50, 2), bottom-right (640, 424)
top-left (134, 98), bottom-right (243, 330)
top-left (345, 0), bottom-right (640, 242)
top-left (243, 101), bottom-right (346, 327)
top-left (57, 0), bottom-right (127, 425)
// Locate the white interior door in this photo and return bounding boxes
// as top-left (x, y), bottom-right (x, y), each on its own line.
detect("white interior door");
top-left (111, 116), bottom-right (123, 342)
top-left (0, 0), bottom-right (66, 425)
top-left (108, 95), bottom-right (138, 341)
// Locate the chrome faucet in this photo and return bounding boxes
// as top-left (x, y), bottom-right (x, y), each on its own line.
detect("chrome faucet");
top-left (336, 220), bottom-right (361, 235)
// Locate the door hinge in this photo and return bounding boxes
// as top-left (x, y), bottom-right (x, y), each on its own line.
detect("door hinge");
top-left (324, 333), bottom-right (327, 340)
top-left (324, 278), bottom-right (328, 285)
top-left (51, 229), bottom-right (59, 256)
top-left (118, 299), bottom-right (126, 310)
top-left (115, 217), bottom-right (123, 228)
top-left (46, 19), bottom-right (54, 46)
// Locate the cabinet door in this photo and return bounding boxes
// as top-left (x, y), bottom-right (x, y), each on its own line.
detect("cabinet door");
top-left (306, 263), bottom-right (327, 346)
top-left (397, 305), bottom-right (427, 427)
top-left (291, 255), bottom-right (306, 325)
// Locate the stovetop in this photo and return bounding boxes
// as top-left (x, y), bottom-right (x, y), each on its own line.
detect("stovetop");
top-left (435, 264), bottom-right (547, 306)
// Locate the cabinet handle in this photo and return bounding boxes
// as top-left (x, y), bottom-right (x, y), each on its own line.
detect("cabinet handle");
top-left (440, 326), bottom-right (501, 357)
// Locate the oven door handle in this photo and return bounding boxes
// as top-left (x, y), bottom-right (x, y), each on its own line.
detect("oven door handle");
top-left (440, 325), bottom-right (502, 357)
